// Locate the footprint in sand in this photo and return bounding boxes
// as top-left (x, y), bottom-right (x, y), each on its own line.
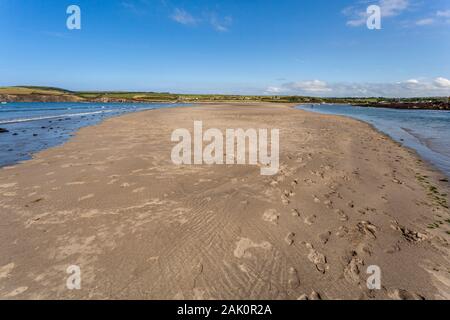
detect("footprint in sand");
top-left (285, 232), bottom-right (295, 246)
top-left (262, 209), bottom-right (280, 224)
top-left (284, 190), bottom-right (295, 198)
top-left (318, 231), bottom-right (331, 244)
top-left (281, 194), bottom-right (290, 205)
top-left (305, 243), bottom-right (327, 273)
top-left (0, 262), bottom-right (15, 279)
top-left (355, 221), bottom-right (377, 239)
top-left (390, 221), bottom-right (427, 243)
top-left (234, 238), bottom-right (272, 259)
top-left (291, 208), bottom-right (301, 217)
top-left (358, 207), bottom-right (377, 215)
top-left (269, 180), bottom-right (279, 187)
top-left (323, 199), bottom-right (333, 209)
top-left (334, 209), bottom-right (349, 222)
top-left (336, 226), bottom-right (349, 238)
top-left (288, 267), bottom-right (300, 289)
top-left (343, 252), bottom-right (364, 285)
top-left (304, 215), bottom-right (316, 226)
top-left (388, 289), bottom-right (425, 300)
top-left (384, 244), bottom-right (401, 254)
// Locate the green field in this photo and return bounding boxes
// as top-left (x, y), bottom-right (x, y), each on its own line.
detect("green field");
top-left (0, 86), bottom-right (448, 109)
top-left (0, 86), bottom-right (324, 103)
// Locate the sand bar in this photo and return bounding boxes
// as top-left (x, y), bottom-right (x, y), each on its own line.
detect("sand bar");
top-left (0, 103), bottom-right (449, 299)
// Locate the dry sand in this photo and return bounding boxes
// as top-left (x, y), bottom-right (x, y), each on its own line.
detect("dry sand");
top-left (0, 103), bottom-right (449, 300)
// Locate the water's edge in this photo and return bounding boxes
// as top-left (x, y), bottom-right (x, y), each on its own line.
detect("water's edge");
top-left (296, 104), bottom-right (450, 179)
top-left (0, 103), bottom-right (190, 168)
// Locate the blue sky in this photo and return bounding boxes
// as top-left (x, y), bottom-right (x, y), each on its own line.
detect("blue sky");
top-left (1, 0), bottom-right (450, 97)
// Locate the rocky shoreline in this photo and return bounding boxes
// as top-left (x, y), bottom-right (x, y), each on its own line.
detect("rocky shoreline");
top-left (0, 93), bottom-right (83, 103)
top-left (355, 101), bottom-right (450, 110)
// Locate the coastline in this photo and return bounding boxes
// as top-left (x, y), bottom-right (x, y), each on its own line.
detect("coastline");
top-left (296, 104), bottom-right (450, 180)
top-left (0, 102), bottom-right (449, 299)
top-left (0, 102), bottom-right (190, 168)
top-left (1, 86), bottom-right (448, 110)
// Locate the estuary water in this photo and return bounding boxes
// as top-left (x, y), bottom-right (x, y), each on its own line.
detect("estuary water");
top-left (296, 104), bottom-right (450, 178)
top-left (0, 102), bottom-right (188, 167)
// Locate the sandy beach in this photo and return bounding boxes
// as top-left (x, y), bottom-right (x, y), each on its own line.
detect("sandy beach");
top-left (0, 102), bottom-right (449, 300)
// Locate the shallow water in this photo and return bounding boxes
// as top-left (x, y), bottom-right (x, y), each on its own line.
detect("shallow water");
top-left (0, 102), bottom-right (188, 167)
top-left (296, 104), bottom-right (450, 178)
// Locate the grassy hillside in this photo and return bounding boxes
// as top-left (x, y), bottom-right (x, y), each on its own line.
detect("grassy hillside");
top-left (0, 86), bottom-right (83, 102)
top-left (0, 86), bottom-right (72, 96)
top-left (0, 86), bottom-right (448, 109)
top-left (0, 86), bottom-right (322, 103)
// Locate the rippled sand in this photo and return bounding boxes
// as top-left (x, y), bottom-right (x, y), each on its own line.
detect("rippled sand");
top-left (0, 103), bottom-right (449, 299)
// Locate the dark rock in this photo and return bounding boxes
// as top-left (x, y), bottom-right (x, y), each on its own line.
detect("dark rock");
top-left (0, 128), bottom-right (9, 133)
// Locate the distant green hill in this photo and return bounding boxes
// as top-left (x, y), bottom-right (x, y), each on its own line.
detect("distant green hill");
top-left (0, 86), bottom-right (448, 109)
top-left (0, 86), bottom-right (322, 103)
top-left (0, 86), bottom-right (72, 95)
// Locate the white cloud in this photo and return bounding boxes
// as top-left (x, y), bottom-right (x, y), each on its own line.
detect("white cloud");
top-left (379, 0), bottom-right (409, 17)
top-left (265, 86), bottom-right (285, 94)
top-left (286, 80), bottom-right (332, 93)
top-left (170, 8), bottom-right (232, 32)
top-left (170, 8), bottom-right (198, 26)
top-left (415, 9), bottom-right (450, 27)
top-left (208, 14), bottom-right (232, 32)
top-left (344, 0), bottom-right (410, 27)
top-left (437, 10), bottom-right (450, 18)
top-left (396, 79), bottom-right (422, 90)
top-left (346, 17), bottom-right (367, 27)
top-left (345, 9), bottom-right (367, 27)
top-left (121, 0), bottom-right (151, 15)
top-left (265, 77), bottom-right (450, 97)
top-left (434, 77), bottom-right (450, 88)
top-left (416, 18), bottom-right (434, 25)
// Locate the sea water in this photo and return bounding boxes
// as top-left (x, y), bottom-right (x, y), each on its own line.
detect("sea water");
top-left (296, 104), bottom-right (450, 178)
top-left (0, 102), bottom-right (188, 167)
